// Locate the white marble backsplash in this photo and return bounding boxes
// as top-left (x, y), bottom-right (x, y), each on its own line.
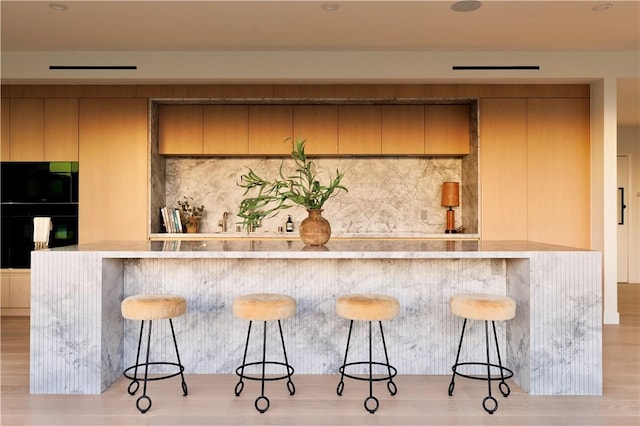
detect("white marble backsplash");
top-left (163, 157), bottom-right (466, 235)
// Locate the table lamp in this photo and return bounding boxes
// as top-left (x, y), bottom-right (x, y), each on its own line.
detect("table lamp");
top-left (441, 182), bottom-right (459, 234)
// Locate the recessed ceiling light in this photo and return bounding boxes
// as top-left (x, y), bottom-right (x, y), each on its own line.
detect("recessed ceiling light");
top-left (49, 3), bottom-right (68, 11)
top-left (592, 3), bottom-right (613, 12)
top-left (322, 3), bottom-right (340, 12)
top-left (451, 1), bottom-right (482, 12)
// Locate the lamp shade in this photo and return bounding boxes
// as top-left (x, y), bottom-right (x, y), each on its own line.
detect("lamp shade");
top-left (441, 182), bottom-right (460, 207)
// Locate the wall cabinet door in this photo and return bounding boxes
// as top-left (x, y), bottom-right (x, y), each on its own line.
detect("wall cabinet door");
top-left (203, 105), bottom-right (249, 155)
top-left (424, 104), bottom-right (470, 155)
top-left (527, 98), bottom-right (590, 249)
top-left (10, 98), bottom-right (45, 161)
top-left (79, 99), bottom-right (148, 243)
top-left (159, 104), bottom-right (203, 154)
top-left (45, 98), bottom-right (79, 161)
top-left (248, 105), bottom-right (293, 155)
top-left (338, 105), bottom-right (381, 155)
top-left (480, 98), bottom-right (528, 240)
top-left (1, 98), bottom-right (10, 160)
top-left (293, 105), bottom-right (338, 155)
top-left (381, 105), bottom-right (424, 154)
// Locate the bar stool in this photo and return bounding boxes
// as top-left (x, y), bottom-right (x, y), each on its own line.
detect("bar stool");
top-left (335, 293), bottom-right (399, 414)
top-left (448, 293), bottom-right (516, 414)
top-left (121, 294), bottom-right (188, 414)
top-left (233, 293), bottom-right (296, 413)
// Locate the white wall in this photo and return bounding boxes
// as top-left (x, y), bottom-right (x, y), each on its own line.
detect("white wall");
top-left (618, 125), bottom-right (640, 283)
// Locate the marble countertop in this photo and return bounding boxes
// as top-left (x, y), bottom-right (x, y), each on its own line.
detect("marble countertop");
top-left (42, 239), bottom-right (593, 259)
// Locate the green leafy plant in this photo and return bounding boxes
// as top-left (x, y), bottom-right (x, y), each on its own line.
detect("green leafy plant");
top-left (177, 196), bottom-right (205, 223)
top-left (237, 137), bottom-right (348, 231)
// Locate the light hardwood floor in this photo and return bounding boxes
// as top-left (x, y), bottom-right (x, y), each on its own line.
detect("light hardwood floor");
top-left (1, 284), bottom-right (639, 425)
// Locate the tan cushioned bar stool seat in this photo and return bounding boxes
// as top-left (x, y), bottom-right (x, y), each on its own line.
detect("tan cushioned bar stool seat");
top-left (121, 294), bottom-right (187, 321)
top-left (450, 293), bottom-right (516, 321)
top-left (233, 293), bottom-right (296, 321)
top-left (336, 294), bottom-right (400, 321)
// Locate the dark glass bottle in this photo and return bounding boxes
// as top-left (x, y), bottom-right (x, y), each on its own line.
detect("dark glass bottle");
top-left (286, 215), bottom-right (294, 232)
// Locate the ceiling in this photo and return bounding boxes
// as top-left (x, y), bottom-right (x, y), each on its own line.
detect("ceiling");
top-left (1, 0), bottom-right (639, 124)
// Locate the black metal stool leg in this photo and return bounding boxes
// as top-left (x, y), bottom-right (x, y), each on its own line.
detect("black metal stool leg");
top-left (378, 321), bottom-right (397, 396)
top-left (363, 320), bottom-right (380, 414)
top-left (336, 320), bottom-right (354, 396)
top-left (135, 320), bottom-right (153, 414)
top-left (127, 320), bottom-right (145, 396)
top-left (277, 319), bottom-right (296, 396)
top-left (169, 318), bottom-right (188, 396)
top-left (492, 320), bottom-right (511, 398)
top-left (482, 320), bottom-right (498, 414)
top-left (448, 318), bottom-right (467, 396)
top-left (254, 321), bottom-right (270, 413)
top-left (234, 320), bottom-right (253, 397)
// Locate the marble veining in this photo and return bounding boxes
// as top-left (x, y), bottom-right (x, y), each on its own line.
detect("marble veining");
top-left (30, 240), bottom-right (601, 396)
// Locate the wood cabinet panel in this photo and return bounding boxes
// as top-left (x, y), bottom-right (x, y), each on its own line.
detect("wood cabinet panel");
top-left (338, 105), bottom-right (381, 154)
top-left (8, 270), bottom-right (30, 308)
top-left (424, 104), bottom-right (470, 155)
top-left (480, 98), bottom-right (528, 240)
top-left (381, 105), bottom-right (424, 154)
top-left (1, 98), bottom-right (10, 160)
top-left (0, 271), bottom-right (9, 308)
top-left (10, 98), bottom-right (45, 161)
top-left (293, 105), bottom-right (338, 155)
top-left (79, 99), bottom-right (148, 243)
top-left (527, 98), bottom-right (590, 249)
top-left (248, 105), bottom-right (292, 155)
top-left (159, 104), bottom-right (203, 154)
top-left (203, 105), bottom-right (249, 155)
top-left (44, 98), bottom-right (78, 161)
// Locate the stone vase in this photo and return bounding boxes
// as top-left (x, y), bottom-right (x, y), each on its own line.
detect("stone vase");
top-left (299, 209), bottom-right (331, 246)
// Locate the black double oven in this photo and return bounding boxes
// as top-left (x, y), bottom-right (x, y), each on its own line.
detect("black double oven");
top-left (1, 162), bottom-right (79, 268)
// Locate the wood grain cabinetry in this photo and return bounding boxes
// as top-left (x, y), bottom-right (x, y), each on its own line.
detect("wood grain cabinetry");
top-left (159, 104), bottom-right (203, 154)
top-left (79, 99), bottom-right (148, 243)
top-left (480, 98), bottom-right (528, 240)
top-left (9, 98), bottom-right (45, 161)
top-left (527, 98), bottom-right (590, 249)
top-left (1, 98), bottom-right (10, 160)
top-left (480, 97), bottom-right (590, 249)
top-left (338, 105), bottom-right (382, 154)
top-left (5, 98), bottom-right (78, 161)
top-left (293, 105), bottom-right (338, 155)
top-left (44, 98), bottom-right (79, 161)
top-left (424, 104), bottom-right (470, 155)
top-left (1, 269), bottom-right (30, 316)
top-left (381, 105), bottom-right (424, 154)
top-left (204, 105), bottom-right (248, 154)
top-left (248, 105), bottom-right (293, 155)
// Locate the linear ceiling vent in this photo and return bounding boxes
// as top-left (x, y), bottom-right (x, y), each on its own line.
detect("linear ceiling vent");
top-left (49, 65), bottom-right (137, 70)
top-left (452, 66), bottom-right (540, 70)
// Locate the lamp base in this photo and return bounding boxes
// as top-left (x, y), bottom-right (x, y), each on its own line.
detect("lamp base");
top-left (445, 229), bottom-right (458, 234)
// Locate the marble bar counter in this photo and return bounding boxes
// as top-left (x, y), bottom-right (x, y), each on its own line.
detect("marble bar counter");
top-left (30, 240), bottom-right (602, 396)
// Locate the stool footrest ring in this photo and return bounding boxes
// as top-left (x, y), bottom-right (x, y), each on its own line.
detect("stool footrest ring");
top-left (124, 362), bottom-right (185, 383)
top-left (338, 361), bottom-right (398, 382)
top-left (451, 362), bottom-right (514, 381)
top-left (235, 361), bottom-right (295, 382)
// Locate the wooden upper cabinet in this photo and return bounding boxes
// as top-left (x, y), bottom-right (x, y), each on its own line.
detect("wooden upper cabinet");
top-left (159, 104), bottom-right (203, 154)
top-left (1, 99), bottom-right (10, 160)
top-left (44, 98), bottom-right (79, 161)
top-left (248, 105), bottom-right (293, 155)
top-left (203, 105), bottom-right (249, 155)
top-left (338, 105), bottom-right (381, 155)
top-left (293, 105), bottom-right (338, 155)
top-left (381, 105), bottom-right (424, 154)
top-left (424, 104), bottom-right (470, 155)
top-left (10, 98), bottom-right (45, 161)
top-left (79, 98), bottom-right (148, 243)
top-left (480, 98), bottom-right (528, 241)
